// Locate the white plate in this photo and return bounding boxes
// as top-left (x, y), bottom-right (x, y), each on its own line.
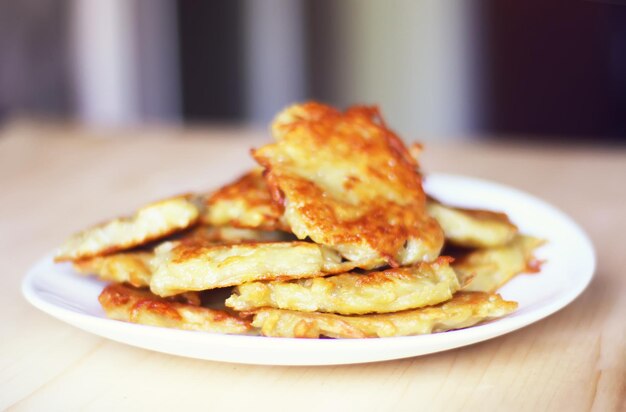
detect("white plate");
top-left (22, 174), bottom-right (595, 366)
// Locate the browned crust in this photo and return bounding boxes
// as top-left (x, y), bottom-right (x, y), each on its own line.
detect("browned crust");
top-left (99, 284), bottom-right (251, 333)
top-left (202, 170), bottom-right (288, 231)
top-left (350, 256), bottom-right (454, 287)
top-left (167, 238), bottom-right (309, 264)
top-left (250, 292), bottom-right (518, 338)
top-left (55, 194), bottom-right (201, 262)
top-left (253, 102), bottom-right (443, 267)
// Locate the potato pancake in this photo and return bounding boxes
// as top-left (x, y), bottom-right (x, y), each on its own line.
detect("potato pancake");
top-left (226, 257), bottom-right (459, 315)
top-left (74, 251), bottom-right (153, 288)
top-left (55, 194), bottom-right (201, 262)
top-left (74, 226), bottom-right (289, 287)
top-left (251, 292), bottom-right (517, 338)
top-left (253, 102), bottom-right (443, 269)
top-left (150, 238), bottom-right (358, 297)
top-left (427, 198), bottom-right (518, 248)
top-left (454, 235), bottom-right (544, 293)
top-left (202, 169), bottom-right (288, 231)
top-left (99, 284), bottom-right (252, 334)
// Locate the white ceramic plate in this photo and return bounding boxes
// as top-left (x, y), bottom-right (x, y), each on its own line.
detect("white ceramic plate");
top-left (22, 174), bottom-right (595, 366)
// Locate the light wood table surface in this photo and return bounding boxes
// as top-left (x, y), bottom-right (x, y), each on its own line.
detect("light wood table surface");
top-left (1, 121), bottom-right (624, 411)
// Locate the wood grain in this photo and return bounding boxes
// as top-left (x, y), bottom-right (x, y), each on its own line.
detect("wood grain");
top-left (0, 121), bottom-right (624, 411)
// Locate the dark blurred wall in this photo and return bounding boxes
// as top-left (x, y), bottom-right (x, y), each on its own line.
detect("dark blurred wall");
top-left (304, 0), bottom-right (343, 105)
top-left (2, 0), bottom-right (624, 140)
top-left (482, 0), bottom-right (626, 139)
top-left (177, 1), bottom-right (245, 121)
top-left (177, 0), bottom-right (626, 140)
top-left (0, 0), bottom-right (73, 121)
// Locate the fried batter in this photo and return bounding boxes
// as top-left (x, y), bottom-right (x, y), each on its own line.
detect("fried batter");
top-left (74, 226), bottom-right (289, 288)
top-left (253, 102), bottom-right (443, 269)
top-left (251, 292), bottom-right (517, 338)
top-left (202, 169), bottom-right (288, 231)
top-left (454, 235), bottom-right (544, 293)
top-left (427, 198), bottom-right (518, 248)
top-left (150, 238), bottom-right (358, 297)
top-left (99, 284), bottom-right (252, 334)
top-left (55, 194), bottom-right (201, 262)
top-left (226, 257), bottom-right (460, 315)
top-left (74, 251), bottom-right (153, 287)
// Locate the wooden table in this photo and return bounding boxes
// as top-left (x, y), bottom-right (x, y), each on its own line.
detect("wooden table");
top-left (1, 121), bottom-right (624, 411)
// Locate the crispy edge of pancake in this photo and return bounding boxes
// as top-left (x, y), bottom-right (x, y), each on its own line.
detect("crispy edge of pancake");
top-left (73, 226), bottom-right (291, 288)
top-left (99, 283), bottom-right (252, 335)
top-left (226, 257), bottom-right (460, 315)
top-left (202, 169), bottom-right (289, 231)
top-left (149, 239), bottom-right (357, 297)
top-left (250, 292), bottom-right (517, 338)
top-left (427, 198), bottom-right (518, 248)
top-left (73, 251), bottom-right (153, 288)
top-left (253, 102), bottom-right (444, 269)
top-left (454, 235), bottom-right (545, 293)
top-left (54, 194), bottom-right (201, 262)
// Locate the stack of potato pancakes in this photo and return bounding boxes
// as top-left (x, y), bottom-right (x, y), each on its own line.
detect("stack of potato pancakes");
top-left (55, 102), bottom-right (542, 339)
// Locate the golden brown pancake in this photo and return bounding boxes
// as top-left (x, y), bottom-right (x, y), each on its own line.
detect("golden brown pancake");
top-left (55, 194), bottom-right (201, 262)
top-left (99, 283), bottom-right (252, 335)
top-left (226, 257), bottom-right (460, 315)
top-left (149, 238), bottom-right (358, 297)
top-left (202, 169), bottom-right (288, 231)
top-left (73, 226), bottom-right (289, 288)
top-left (74, 251), bottom-right (153, 288)
top-left (253, 102), bottom-right (443, 269)
top-left (454, 235), bottom-right (544, 293)
top-left (427, 198), bottom-right (518, 248)
top-left (251, 292), bottom-right (517, 338)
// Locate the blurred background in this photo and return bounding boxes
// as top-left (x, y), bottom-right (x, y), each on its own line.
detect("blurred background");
top-left (1, 0), bottom-right (624, 141)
